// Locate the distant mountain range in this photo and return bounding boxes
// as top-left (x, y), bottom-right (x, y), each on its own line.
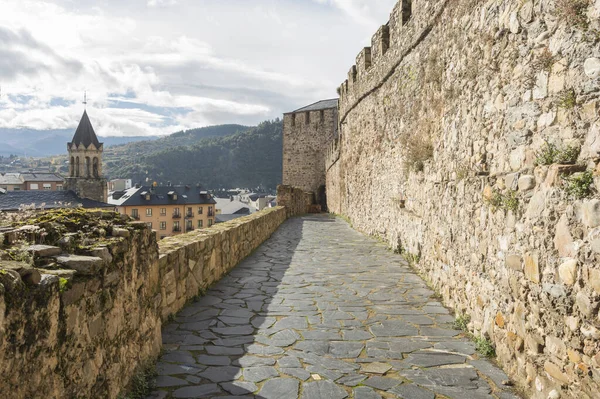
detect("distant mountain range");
top-left (104, 121), bottom-right (282, 190)
top-left (0, 128), bottom-right (160, 157)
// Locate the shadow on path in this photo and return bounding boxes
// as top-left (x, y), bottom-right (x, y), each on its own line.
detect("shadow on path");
top-left (147, 215), bottom-right (520, 399)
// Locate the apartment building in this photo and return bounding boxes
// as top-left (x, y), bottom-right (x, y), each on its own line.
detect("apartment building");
top-left (108, 185), bottom-right (216, 239)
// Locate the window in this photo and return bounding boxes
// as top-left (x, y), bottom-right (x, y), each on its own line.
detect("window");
top-left (197, 220), bottom-right (203, 228)
top-left (173, 208), bottom-right (180, 216)
top-left (43, 183), bottom-right (52, 190)
top-left (30, 183), bottom-right (39, 190)
top-left (208, 206), bottom-right (214, 217)
top-left (305, 112), bottom-right (310, 124)
top-left (186, 220), bottom-right (193, 231)
top-left (146, 222), bottom-right (153, 229)
top-left (160, 221), bottom-right (167, 230)
top-left (187, 207), bottom-right (193, 217)
top-left (198, 206), bottom-right (203, 215)
top-left (131, 209), bottom-right (139, 219)
top-left (146, 208), bottom-right (152, 216)
top-left (173, 221), bottom-right (181, 232)
top-left (13, 187), bottom-right (20, 191)
top-left (56, 185), bottom-right (63, 191)
top-left (208, 219), bottom-right (213, 227)
top-left (160, 208), bottom-right (167, 216)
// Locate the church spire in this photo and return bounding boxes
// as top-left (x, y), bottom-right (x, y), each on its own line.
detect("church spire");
top-left (69, 110), bottom-right (102, 149)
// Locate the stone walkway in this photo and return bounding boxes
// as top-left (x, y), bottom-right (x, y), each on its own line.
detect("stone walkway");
top-left (148, 215), bottom-right (520, 399)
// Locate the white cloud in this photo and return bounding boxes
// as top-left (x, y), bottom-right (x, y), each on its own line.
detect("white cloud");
top-left (147, 0), bottom-right (178, 7)
top-left (0, 0), bottom-right (397, 137)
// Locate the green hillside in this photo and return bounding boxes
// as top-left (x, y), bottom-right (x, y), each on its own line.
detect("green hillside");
top-left (105, 120), bottom-right (282, 190)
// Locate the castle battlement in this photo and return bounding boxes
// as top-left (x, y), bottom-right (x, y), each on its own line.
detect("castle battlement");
top-left (338, 0), bottom-right (447, 121)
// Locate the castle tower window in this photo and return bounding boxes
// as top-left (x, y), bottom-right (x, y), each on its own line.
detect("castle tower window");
top-left (93, 157), bottom-right (99, 178)
top-left (70, 156), bottom-right (75, 177)
top-left (85, 157), bottom-right (91, 177)
top-left (402, 0), bottom-right (412, 25)
top-left (320, 110), bottom-right (325, 123)
top-left (305, 112), bottom-right (310, 124)
top-left (291, 113), bottom-right (296, 127)
top-left (75, 156), bottom-right (80, 177)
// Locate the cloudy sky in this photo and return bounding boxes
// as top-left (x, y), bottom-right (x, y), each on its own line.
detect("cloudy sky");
top-left (0, 0), bottom-right (397, 137)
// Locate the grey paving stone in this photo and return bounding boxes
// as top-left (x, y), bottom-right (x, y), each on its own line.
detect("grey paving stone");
top-left (242, 366), bottom-right (279, 383)
top-left (258, 378), bottom-right (299, 399)
top-left (362, 376), bottom-right (401, 390)
top-left (360, 362), bottom-right (391, 374)
top-left (155, 375), bottom-right (188, 388)
top-left (341, 329), bottom-right (372, 340)
top-left (278, 356), bottom-right (302, 368)
top-left (233, 356), bottom-right (276, 367)
top-left (205, 346), bottom-right (244, 356)
top-left (195, 355), bottom-right (231, 366)
top-left (434, 341), bottom-right (477, 355)
top-left (469, 359), bottom-right (511, 388)
top-left (295, 340), bottom-right (329, 355)
top-left (329, 341), bottom-right (364, 358)
top-left (280, 367), bottom-right (311, 380)
top-left (419, 327), bottom-right (460, 337)
top-left (301, 380), bottom-right (348, 399)
top-left (353, 386), bottom-right (383, 399)
top-left (337, 373), bottom-right (367, 386)
top-left (156, 363), bottom-right (203, 376)
top-left (390, 384), bottom-right (435, 399)
top-left (199, 366), bottom-right (242, 383)
top-left (305, 365), bottom-right (343, 381)
top-left (220, 381), bottom-right (258, 395)
top-left (172, 384), bottom-right (221, 398)
top-left (302, 330), bottom-right (340, 340)
top-left (404, 352), bottom-right (467, 367)
top-left (210, 325), bottom-right (255, 336)
top-left (245, 344), bottom-right (285, 355)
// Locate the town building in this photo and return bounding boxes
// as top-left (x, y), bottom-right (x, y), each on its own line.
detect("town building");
top-left (108, 185), bottom-right (217, 239)
top-left (64, 110), bottom-right (108, 202)
top-left (214, 197), bottom-right (250, 223)
top-left (108, 179), bottom-right (132, 192)
top-left (0, 172), bottom-right (64, 191)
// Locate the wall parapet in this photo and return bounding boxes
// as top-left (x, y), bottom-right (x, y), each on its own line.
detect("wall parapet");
top-left (338, 0), bottom-right (447, 123)
top-left (0, 206), bottom-right (287, 398)
top-left (277, 185), bottom-right (314, 217)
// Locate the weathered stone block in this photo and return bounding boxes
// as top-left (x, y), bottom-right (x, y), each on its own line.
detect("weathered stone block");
top-left (524, 253), bottom-right (540, 284)
top-left (558, 259), bottom-right (578, 286)
top-left (54, 255), bottom-right (105, 276)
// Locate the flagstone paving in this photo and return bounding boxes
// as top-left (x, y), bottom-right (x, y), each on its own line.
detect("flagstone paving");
top-left (148, 215), bottom-right (520, 399)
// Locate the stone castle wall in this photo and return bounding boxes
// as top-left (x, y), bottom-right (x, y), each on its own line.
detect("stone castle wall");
top-left (326, 0), bottom-right (600, 397)
top-left (277, 185), bottom-right (314, 217)
top-left (283, 107), bottom-right (338, 198)
top-left (0, 206), bottom-right (287, 398)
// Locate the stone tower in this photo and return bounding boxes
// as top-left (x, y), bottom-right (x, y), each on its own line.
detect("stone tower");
top-left (64, 111), bottom-right (108, 202)
top-left (282, 99), bottom-right (338, 210)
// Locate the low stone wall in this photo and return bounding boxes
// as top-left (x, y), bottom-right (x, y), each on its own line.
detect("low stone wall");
top-left (157, 206), bottom-right (287, 319)
top-left (0, 212), bottom-right (162, 399)
top-left (0, 206), bottom-right (287, 398)
top-left (277, 184), bottom-right (314, 217)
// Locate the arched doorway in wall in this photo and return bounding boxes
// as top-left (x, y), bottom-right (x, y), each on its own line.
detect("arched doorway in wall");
top-left (317, 184), bottom-right (327, 212)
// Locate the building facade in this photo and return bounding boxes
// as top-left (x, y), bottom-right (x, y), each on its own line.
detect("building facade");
top-left (0, 172), bottom-right (64, 191)
top-left (64, 111), bottom-right (108, 202)
top-left (109, 185), bottom-right (216, 239)
top-left (282, 99), bottom-right (338, 210)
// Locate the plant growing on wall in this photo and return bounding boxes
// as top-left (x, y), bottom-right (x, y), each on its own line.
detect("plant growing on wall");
top-left (564, 171), bottom-right (595, 199)
top-left (555, 0), bottom-right (590, 29)
top-left (535, 142), bottom-right (580, 165)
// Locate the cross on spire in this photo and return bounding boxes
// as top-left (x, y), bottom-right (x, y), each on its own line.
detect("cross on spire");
top-left (83, 91), bottom-right (87, 109)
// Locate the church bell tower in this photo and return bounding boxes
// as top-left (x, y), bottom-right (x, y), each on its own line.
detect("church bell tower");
top-left (64, 111), bottom-right (108, 202)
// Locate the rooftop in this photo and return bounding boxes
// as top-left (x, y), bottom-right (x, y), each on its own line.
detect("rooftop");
top-left (0, 190), bottom-right (113, 211)
top-left (20, 172), bottom-right (64, 182)
top-left (0, 173), bottom-right (23, 185)
top-left (214, 198), bottom-right (251, 215)
top-left (108, 185), bottom-right (217, 207)
top-left (290, 99), bottom-right (339, 113)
